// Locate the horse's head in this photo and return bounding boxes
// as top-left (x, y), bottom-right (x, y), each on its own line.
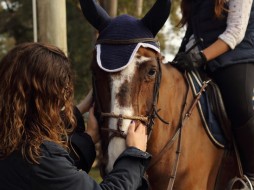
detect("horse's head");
top-left (80, 0), bottom-right (170, 175)
top-left (92, 46), bottom-right (164, 173)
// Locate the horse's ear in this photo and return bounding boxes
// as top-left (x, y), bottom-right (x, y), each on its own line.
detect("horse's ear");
top-left (79, 0), bottom-right (111, 32)
top-left (141, 0), bottom-right (171, 36)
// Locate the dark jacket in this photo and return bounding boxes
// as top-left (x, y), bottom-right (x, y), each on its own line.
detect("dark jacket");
top-left (69, 106), bottom-right (97, 172)
top-left (178, 0), bottom-right (254, 72)
top-left (0, 108), bottom-right (151, 190)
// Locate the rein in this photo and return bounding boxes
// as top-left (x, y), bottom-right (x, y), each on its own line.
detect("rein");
top-left (166, 76), bottom-right (210, 190)
top-left (147, 71), bottom-right (210, 190)
top-left (100, 112), bottom-right (148, 123)
top-left (99, 112), bottom-right (148, 140)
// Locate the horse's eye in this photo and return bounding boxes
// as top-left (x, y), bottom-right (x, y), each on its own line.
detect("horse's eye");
top-left (148, 69), bottom-right (156, 76)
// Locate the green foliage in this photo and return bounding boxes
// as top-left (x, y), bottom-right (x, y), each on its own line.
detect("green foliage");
top-left (0, 0), bottom-right (33, 44)
top-left (170, 0), bottom-right (181, 27)
top-left (0, 0), bottom-right (94, 103)
top-left (0, 33), bottom-right (15, 58)
top-left (66, 0), bottom-right (94, 103)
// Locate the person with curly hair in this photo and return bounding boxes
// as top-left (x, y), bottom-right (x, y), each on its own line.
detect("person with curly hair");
top-left (0, 42), bottom-right (150, 190)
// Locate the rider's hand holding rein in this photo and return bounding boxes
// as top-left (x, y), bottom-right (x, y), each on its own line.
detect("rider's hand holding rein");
top-left (126, 121), bottom-right (148, 152)
top-left (173, 51), bottom-right (207, 72)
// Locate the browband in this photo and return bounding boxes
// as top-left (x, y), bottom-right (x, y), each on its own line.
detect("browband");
top-left (96, 38), bottom-right (159, 45)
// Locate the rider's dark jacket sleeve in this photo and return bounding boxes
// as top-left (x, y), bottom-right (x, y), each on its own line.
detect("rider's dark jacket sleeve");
top-left (68, 106), bottom-right (96, 172)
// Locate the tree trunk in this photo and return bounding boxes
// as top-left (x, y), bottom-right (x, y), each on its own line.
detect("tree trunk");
top-left (37, 0), bottom-right (68, 54)
top-left (103, 0), bottom-right (117, 17)
top-left (136, 0), bottom-right (143, 17)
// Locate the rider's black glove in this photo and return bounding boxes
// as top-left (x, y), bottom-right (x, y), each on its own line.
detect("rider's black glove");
top-left (172, 51), bottom-right (207, 72)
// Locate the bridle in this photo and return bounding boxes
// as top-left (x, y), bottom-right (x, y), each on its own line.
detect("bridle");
top-left (92, 38), bottom-right (169, 142)
top-left (92, 37), bottom-right (212, 189)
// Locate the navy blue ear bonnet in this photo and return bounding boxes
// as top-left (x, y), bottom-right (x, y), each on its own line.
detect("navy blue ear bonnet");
top-left (96, 15), bottom-right (160, 72)
top-left (79, 0), bottom-right (171, 72)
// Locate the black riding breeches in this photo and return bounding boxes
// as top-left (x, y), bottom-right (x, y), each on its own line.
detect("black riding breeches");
top-left (209, 63), bottom-right (254, 128)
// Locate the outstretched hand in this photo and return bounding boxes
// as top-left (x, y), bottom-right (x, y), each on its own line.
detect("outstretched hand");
top-left (126, 121), bottom-right (148, 152)
top-left (86, 105), bottom-right (100, 144)
top-left (77, 89), bottom-right (93, 114)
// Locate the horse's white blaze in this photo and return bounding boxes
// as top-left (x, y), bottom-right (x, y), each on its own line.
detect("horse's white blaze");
top-left (106, 138), bottom-right (126, 173)
top-left (106, 54), bottom-right (152, 173)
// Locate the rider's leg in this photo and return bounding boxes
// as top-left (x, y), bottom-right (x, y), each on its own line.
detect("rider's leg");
top-left (234, 116), bottom-right (254, 184)
top-left (210, 63), bottom-right (254, 183)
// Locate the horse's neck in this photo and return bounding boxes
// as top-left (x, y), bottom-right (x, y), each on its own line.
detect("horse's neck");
top-left (148, 64), bottom-right (226, 189)
top-left (158, 64), bottom-right (188, 126)
top-left (148, 64), bottom-right (189, 156)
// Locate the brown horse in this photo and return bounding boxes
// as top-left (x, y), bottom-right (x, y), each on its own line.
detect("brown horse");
top-left (92, 46), bottom-right (240, 189)
top-left (80, 0), bottom-right (240, 189)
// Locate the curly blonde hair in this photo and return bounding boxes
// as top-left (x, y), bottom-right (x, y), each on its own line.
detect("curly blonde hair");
top-left (0, 42), bottom-right (76, 163)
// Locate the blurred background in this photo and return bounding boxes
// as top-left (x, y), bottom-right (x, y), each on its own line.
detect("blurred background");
top-left (0, 0), bottom-right (185, 103)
